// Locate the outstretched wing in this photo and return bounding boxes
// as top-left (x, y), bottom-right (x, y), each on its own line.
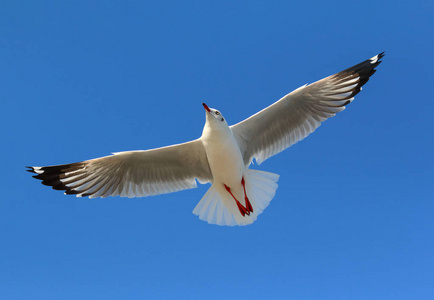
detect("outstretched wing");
top-left (231, 52), bottom-right (384, 165)
top-left (27, 139), bottom-right (212, 198)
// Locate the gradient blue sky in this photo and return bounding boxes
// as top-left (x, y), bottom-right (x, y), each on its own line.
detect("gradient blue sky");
top-left (1, 1), bottom-right (433, 299)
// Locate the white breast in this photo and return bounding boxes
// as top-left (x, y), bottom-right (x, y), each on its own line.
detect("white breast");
top-left (202, 127), bottom-right (245, 187)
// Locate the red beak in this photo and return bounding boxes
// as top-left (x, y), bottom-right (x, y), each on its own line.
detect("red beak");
top-left (202, 103), bottom-right (211, 113)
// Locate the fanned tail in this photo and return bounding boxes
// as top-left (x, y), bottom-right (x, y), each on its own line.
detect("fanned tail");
top-left (193, 169), bottom-right (279, 226)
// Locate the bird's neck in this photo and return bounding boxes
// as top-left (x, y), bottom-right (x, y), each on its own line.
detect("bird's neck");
top-left (201, 120), bottom-right (232, 142)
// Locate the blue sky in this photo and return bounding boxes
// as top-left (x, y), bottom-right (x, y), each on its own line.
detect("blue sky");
top-left (1, 0), bottom-right (433, 299)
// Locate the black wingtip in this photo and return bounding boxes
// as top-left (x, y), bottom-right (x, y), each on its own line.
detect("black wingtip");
top-left (65, 189), bottom-right (81, 195)
top-left (328, 52), bottom-right (385, 101)
top-left (26, 166), bottom-right (37, 173)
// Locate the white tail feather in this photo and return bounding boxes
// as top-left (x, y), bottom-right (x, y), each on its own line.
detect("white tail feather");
top-left (193, 169), bottom-right (279, 226)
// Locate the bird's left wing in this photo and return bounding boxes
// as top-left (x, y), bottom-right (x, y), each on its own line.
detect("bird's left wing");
top-left (231, 53), bottom-right (384, 165)
top-left (27, 139), bottom-right (212, 198)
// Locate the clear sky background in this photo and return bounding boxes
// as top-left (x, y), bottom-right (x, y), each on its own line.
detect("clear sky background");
top-left (1, 1), bottom-right (433, 299)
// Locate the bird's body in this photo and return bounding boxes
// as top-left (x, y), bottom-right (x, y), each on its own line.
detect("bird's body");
top-left (201, 112), bottom-right (244, 190)
top-left (28, 53), bottom-right (384, 226)
top-left (198, 103), bottom-right (267, 225)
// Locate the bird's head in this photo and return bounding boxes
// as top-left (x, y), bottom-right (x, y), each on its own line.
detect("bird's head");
top-left (202, 103), bottom-right (226, 124)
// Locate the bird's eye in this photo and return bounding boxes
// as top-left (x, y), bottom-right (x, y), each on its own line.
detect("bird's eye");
top-left (215, 111), bottom-right (220, 115)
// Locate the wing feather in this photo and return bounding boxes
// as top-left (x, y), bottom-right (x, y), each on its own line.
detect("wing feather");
top-left (27, 139), bottom-right (212, 198)
top-left (231, 52), bottom-right (384, 165)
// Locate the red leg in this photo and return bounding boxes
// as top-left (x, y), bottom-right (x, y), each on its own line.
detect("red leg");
top-left (224, 184), bottom-right (248, 216)
top-left (241, 177), bottom-right (253, 213)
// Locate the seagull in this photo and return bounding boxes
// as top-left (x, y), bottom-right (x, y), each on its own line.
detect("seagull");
top-left (27, 52), bottom-right (384, 226)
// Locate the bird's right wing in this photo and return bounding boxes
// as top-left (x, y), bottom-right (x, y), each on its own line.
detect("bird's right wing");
top-left (27, 139), bottom-right (212, 198)
top-left (231, 53), bottom-right (384, 165)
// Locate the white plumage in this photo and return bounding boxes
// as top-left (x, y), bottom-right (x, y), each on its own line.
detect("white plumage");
top-left (27, 53), bottom-right (384, 226)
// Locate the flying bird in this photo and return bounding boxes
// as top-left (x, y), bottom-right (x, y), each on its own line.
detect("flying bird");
top-left (27, 53), bottom-right (384, 226)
